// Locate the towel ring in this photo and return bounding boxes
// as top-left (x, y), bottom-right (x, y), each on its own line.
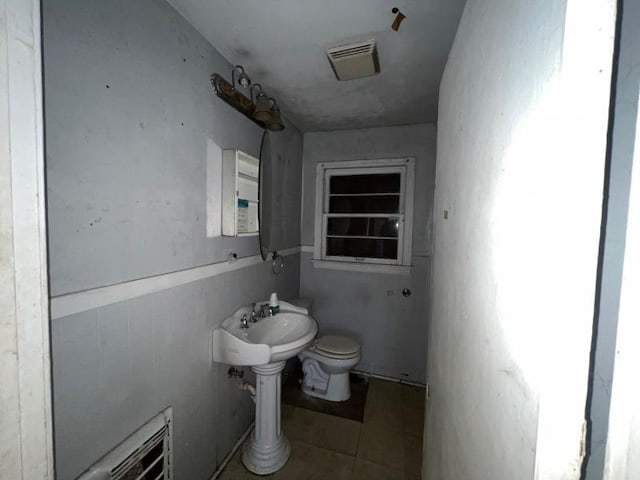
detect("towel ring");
top-left (272, 252), bottom-right (285, 275)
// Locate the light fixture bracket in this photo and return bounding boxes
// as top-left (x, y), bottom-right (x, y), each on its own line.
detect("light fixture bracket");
top-left (210, 73), bottom-right (285, 131)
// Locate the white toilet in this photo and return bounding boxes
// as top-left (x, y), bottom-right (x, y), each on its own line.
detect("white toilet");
top-left (288, 297), bottom-right (361, 402)
top-left (298, 335), bottom-right (361, 402)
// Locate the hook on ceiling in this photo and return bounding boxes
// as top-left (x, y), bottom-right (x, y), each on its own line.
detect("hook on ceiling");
top-left (391, 7), bottom-right (406, 32)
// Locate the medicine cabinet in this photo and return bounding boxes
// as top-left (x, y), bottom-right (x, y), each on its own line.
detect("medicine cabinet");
top-left (222, 149), bottom-right (259, 236)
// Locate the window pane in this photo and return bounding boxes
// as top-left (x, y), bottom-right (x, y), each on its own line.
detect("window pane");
top-left (326, 237), bottom-right (398, 259)
top-left (368, 218), bottom-right (399, 237)
top-left (327, 217), bottom-right (368, 236)
top-left (330, 173), bottom-right (401, 194)
top-left (329, 195), bottom-right (399, 213)
top-left (327, 217), bottom-right (399, 237)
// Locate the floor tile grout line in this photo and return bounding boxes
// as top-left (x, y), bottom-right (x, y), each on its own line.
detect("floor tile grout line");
top-left (219, 377), bottom-right (424, 479)
top-left (283, 435), bottom-right (358, 460)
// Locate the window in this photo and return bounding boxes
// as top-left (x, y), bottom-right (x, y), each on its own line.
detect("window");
top-left (313, 158), bottom-right (415, 273)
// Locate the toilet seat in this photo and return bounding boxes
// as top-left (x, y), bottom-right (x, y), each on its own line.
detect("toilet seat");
top-left (314, 335), bottom-right (360, 359)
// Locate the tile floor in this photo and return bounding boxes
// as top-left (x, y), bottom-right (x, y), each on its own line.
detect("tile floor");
top-left (218, 378), bottom-right (425, 480)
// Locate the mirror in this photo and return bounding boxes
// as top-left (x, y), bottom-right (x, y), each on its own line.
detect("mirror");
top-left (258, 131), bottom-right (272, 260)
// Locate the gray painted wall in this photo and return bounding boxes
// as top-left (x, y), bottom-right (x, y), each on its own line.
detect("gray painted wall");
top-left (427, 0), bottom-right (613, 477)
top-left (586, 2), bottom-right (640, 478)
top-left (299, 124), bottom-right (436, 384)
top-left (50, 259), bottom-right (300, 480)
top-left (43, 0), bottom-right (302, 478)
top-left (44, 0), bottom-right (301, 297)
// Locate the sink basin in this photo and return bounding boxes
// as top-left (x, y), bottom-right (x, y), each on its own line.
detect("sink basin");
top-left (212, 307), bottom-right (318, 366)
top-left (212, 300), bottom-right (318, 474)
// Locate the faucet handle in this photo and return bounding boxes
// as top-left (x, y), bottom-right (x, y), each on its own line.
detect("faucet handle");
top-left (240, 313), bottom-right (249, 329)
top-left (258, 303), bottom-right (271, 318)
top-left (247, 303), bottom-right (259, 322)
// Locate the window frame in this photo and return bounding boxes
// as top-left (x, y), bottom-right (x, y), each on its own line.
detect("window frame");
top-left (313, 158), bottom-right (415, 273)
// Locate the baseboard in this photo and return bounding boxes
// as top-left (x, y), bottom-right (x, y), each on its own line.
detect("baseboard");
top-left (352, 369), bottom-right (426, 388)
top-left (209, 421), bottom-right (254, 480)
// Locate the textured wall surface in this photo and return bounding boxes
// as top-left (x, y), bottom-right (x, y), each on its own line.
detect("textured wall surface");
top-left (44, 0), bottom-right (302, 297)
top-left (43, 0), bottom-right (302, 478)
top-left (428, 0), bottom-right (614, 478)
top-left (50, 258), bottom-right (300, 480)
top-left (300, 124), bottom-right (436, 384)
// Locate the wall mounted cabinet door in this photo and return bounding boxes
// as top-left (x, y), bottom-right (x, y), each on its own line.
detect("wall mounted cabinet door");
top-left (222, 149), bottom-right (259, 237)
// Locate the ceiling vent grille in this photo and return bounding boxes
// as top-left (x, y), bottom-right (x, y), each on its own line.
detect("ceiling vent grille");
top-left (78, 407), bottom-right (173, 480)
top-left (326, 39), bottom-right (379, 81)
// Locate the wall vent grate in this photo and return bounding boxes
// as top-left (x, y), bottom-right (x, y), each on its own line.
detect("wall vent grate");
top-left (327, 44), bottom-right (374, 59)
top-left (78, 407), bottom-right (173, 480)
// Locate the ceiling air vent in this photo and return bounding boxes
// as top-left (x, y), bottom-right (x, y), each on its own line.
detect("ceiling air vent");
top-left (326, 39), bottom-right (379, 81)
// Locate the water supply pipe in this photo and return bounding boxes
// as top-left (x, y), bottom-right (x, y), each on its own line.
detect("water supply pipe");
top-left (237, 378), bottom-right (257, 403)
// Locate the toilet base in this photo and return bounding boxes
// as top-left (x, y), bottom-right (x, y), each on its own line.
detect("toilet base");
top-left (302, 371), bottom-right (351, 402)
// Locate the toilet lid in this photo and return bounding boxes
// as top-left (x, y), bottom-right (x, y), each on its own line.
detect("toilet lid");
top-left (315, 335), bottom-right (360, 356)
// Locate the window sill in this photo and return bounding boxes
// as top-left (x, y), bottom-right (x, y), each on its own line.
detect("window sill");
top-left (311, 259), bottom-right (413, 275)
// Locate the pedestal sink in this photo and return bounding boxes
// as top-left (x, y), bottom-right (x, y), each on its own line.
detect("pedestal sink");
top-left (211, 303), bottom-right (318, 475)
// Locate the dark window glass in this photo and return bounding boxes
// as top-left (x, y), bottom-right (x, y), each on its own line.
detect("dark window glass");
top-left (327, 217), bottom-right (368, 236)
top-left (329, 195), bottom-right (399, 214)
top-left (326, 237), bottom-right (398, 259)
top-left (330, 173), bottom-right (401, 194)
top-left (327, 217), bottom-right (399, 238)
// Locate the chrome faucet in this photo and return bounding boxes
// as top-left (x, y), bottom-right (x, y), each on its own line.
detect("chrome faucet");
top-left (257, 303), bottom-right (273, 318)
top-left (249, 303), bottom-right (259, 323)
top-left (243, 303), bottom-right (271, 328)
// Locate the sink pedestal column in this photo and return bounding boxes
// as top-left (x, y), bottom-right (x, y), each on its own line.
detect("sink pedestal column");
top-left (242, 361), bottom-right (290, 474)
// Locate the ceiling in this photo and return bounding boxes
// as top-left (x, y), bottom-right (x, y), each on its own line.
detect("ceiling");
top-left (167, 0), bottom-right (467, 131)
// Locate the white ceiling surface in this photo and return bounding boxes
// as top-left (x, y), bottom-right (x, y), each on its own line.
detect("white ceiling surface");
top-left (168, 0), bottom-right (467, 131)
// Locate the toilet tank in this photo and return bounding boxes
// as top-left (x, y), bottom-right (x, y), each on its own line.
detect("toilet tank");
top-left (289, 297), bottom-right (313, 315)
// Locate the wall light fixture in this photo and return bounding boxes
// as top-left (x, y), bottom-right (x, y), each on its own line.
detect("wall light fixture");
top-left (210, 65), bottom-right (285, 131)
top-left (231, 65), bottom-right (251, 88)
